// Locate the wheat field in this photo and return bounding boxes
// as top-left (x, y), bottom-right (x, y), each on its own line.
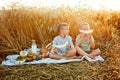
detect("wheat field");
top-left (0, 5), bottom-right (120, 80)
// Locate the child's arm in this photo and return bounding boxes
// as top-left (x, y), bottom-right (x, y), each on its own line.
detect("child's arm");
top-left (66, 36), bottom-right (74, 49)
top-left (53, 47), bottom-right (58, 53)
top-left (75, 38), bottom-right (82, 47)
top-left (89, 34), bottom-right (95, 49)
top-left (51, 39), bottom-right (58, 53)
top-left (75, 34), bottom-right (85, 47)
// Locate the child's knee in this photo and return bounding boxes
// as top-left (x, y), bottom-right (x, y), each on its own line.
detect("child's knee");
top-left (70, 48), bottom-right (76, 53)
top-left (75, 46), bottom-right (80, 50)
top-left (75, 46), bottom-right (82, 51)
top-left (73, 48), bottom-right (76, 53)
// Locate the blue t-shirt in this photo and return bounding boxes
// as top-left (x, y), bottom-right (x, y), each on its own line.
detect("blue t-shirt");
top-left (51, 35), bottom-right (74, 56)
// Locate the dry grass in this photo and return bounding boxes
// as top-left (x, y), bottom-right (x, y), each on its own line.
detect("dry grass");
top-left (0, 5), bottom-right (120, 80)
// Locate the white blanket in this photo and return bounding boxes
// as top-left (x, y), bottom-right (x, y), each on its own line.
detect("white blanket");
top-left (1, 54), bottom-right (104, 66)
top-left (1, 48), bottom-right (104, 66)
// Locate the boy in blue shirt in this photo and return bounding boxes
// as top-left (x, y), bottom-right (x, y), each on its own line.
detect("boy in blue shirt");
top-left (48, 23), bottom-right (76, 59)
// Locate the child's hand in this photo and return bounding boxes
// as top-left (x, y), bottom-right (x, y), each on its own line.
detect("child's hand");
top-left (81, 33), bottom-right (86, 39)
top-left (88, 33), bottom-right (94, 42)
top-left (66, 44), bottom-right (71, 49)
top-left (54, 47), bottom-right (58, 53)
top-left (88, 33), bottom-right (93, 39)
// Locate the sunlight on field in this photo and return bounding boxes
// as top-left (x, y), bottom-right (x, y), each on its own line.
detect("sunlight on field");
top-left (0, 0), bottom-right (120, 10)
top-left (0, 0), bottom-right (120, 80)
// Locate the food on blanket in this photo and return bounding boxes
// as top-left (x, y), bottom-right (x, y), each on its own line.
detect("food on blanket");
top-left (79, 30), bottom-right (93, 34)
top-left (25, 52), bottom-right (41, 62)
top-left (15, 56), bottom-right (26, 64)
top-left (27, 52), bottom-right (39, 58)
top-left (27, 52), bottom-right (35, 57)
top-left (40, 48), bottom-right (50, 58)
top-left (52, 41), bottom-right (68, 48)
top-left (15, 52), bottom-right (42, 63)
top-left (20, 51), bottom-right (28, 57)
top-left (16, 56), bottom-right (26, 61)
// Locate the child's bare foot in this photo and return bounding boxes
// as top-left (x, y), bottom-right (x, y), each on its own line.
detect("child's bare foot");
top-left (88, 54), bottom-right (95, 59)
top-left (78, 56), bottom-right (82, 59)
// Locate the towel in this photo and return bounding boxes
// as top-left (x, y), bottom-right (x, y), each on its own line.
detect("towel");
top-left (1, 48), bottom-right (104, 66)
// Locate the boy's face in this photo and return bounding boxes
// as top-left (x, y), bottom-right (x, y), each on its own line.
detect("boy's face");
top-left (60, 26), bottom-right (69, 35)
top-left (81, 25), bottom-right (90, 31)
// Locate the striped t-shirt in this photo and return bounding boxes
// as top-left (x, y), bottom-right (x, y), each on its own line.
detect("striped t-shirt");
top-left (76, 34), bottom-right (94, 51)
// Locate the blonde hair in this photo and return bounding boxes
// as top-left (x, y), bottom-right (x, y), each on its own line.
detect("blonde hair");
top-left (80, 22), bottom-right (90, 28)
top-left (58, 22), bottom-right (69, 31)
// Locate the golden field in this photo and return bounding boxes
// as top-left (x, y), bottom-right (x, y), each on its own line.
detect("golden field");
top-left (0, 5), bottom-right (120, 80)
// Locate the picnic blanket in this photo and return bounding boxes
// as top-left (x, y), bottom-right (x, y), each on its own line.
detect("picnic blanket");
top-left (1, 48), bottom-right (104, 66)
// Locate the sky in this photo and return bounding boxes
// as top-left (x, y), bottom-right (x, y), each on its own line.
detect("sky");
top-left (0, 0), bottom-right (120, 10)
